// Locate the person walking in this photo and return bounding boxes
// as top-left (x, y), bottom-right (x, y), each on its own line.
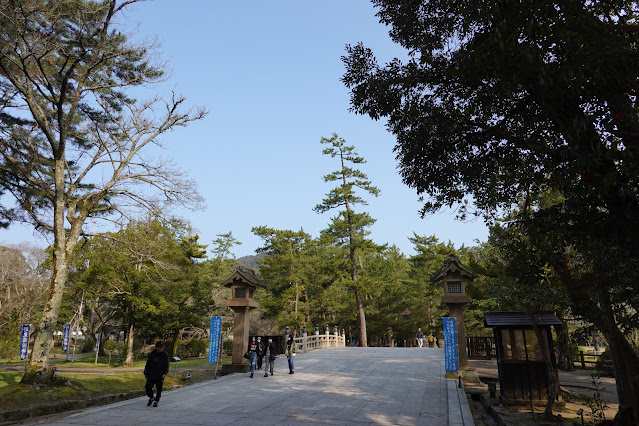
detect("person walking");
top-left (415, 328), bottom-right (424, 348)
top-left (284, 336), bottom-right (296, 374)
top-left (144, 341), bottom-right (169, 407)
top-left (263, 337), bottom-right (276, 377)
top-left (248, 336), bottom-right (258, 378)
top-left (256, 337), bottom-right (265, 370)
top-left (427, 331), bottom-right (435, 348)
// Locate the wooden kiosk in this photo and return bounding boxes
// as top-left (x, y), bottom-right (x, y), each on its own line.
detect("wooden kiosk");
top-left (484, 311), bottom-right (562, 405)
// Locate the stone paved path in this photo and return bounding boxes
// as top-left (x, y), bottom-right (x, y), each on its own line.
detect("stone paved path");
top-left (35, 347), bottom-right (474, 425)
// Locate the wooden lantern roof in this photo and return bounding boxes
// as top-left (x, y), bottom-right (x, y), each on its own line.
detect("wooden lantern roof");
top-left (219, 266), bottom-right (266, 289)
top-left (484, 311), bottom-right (562, 328)
top-left (431, 255), bottom-right (477, 282)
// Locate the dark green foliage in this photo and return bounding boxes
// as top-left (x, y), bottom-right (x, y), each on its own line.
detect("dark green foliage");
top-left (586, 371), bottom-right (609, 424)
top-left (596, 350), bottom-right (614, 378)
top-left (222, 340), bottom-right (233, 356)
top-left (183, 339), bottom-right (207, 358)
top-left (237, 253), bottom-right (265, 271)
top-left (0, 0), bottom-right (205, 377)
top-left (252, 226), bottom-right (325, 335)
top-left (343, 1), bottom-right (639, 421)
top-left (66, 217), bottom-right (215, 364)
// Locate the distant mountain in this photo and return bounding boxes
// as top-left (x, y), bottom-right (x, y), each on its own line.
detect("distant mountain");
top-left (236, 252), bottom-right (265, 271)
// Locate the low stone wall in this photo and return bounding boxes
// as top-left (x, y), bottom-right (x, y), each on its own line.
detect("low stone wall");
top-left (0, 390), bottom-right (146, 423)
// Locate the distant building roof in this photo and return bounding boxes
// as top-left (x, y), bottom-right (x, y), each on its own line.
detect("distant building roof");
top-left (219, 266), bottom-right (266, 288)
top-left (484, 311), bottom-right (562, 328)
top-left (431, 255), bottom-right (477, 282)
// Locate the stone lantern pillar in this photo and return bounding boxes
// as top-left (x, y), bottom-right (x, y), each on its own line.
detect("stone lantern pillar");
top-left (219, 266), bottom-right (266, 367)
top-left (431, 255), bottom-right (476, 370)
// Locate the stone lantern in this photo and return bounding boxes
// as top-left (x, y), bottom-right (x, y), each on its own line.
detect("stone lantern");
top-left (431, 255), bottom-right (476, 370)
top-left (219, 266), bottom-right (266, 366)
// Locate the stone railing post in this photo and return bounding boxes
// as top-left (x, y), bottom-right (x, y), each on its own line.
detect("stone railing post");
top-left (324, 324), bottom-right (329, 348)
top-left (302, 325), bottom-right (308, 353)
top-left (284, 326), bottom-right (289, 352)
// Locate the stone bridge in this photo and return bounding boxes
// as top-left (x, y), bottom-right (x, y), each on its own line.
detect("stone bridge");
top-left (32, 347), bottom-right (474, 425)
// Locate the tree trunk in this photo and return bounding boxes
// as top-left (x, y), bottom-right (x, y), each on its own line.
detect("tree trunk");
top-left (81, 301), bottom-right (98, 353)
top-left (555, 311), bottom-right (574, 371)
top-left (557, 255), bottom-right (639, 423)
top-left (304, 287), bottom-right (310, 324)
top-left (22, 158), bottom-right (84, 384)
top-left (354, 286), bottom-right (367, 347)
top-left (172, 330), bottom-right (180, 357)
top-left (125, 322), bottom-right (135, 366)
top-left (22, 245), bottom-right (71, 382)
top-left (595, 307), bottom-right (639, 425)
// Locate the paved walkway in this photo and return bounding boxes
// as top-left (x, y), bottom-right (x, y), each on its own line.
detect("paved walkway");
top-left (30, 347), bottom-right (474, 425)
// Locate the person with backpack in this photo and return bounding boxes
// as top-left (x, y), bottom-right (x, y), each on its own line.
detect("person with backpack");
top-left (284, 336), bottom-right (296, 374)
top-left (427, 332), bottom-right (435, 348)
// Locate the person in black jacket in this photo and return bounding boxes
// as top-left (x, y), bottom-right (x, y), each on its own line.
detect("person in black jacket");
top-left (144, 341), bottom-right (170, 407)
top-left (256, 337), bottom-right (265, 370)
top-left (263, 337), bottom-right (276, 377)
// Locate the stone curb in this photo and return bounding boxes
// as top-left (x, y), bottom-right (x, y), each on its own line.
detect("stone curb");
top-left (0, 368), bottom-right (234, 424)
top-left (0, 390), bottom-right (146, 424)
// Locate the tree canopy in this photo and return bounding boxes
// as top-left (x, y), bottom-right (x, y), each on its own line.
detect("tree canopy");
top-left (0, 0), bottom-right (205, 382)
top-left (342, 1), bottom-right (639, 422)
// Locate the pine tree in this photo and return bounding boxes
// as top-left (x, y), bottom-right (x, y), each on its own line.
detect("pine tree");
top-left (314, 133), bottom-right (380, 347)
top-left (0, 0), bottom-right (205, 383)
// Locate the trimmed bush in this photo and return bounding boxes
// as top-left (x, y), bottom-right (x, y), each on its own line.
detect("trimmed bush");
top-left (223, 340), bottom-right (233, 356)
top-left (183, 339), bottom-right (207, 358)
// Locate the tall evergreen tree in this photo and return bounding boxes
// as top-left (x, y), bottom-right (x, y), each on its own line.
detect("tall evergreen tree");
top-left (314, 133), bottom-right (381, 347)
top-left (342, 1), bottom-right (639, 421)
top-left (407, 234), bottom-right (455, 335)
top-left (358, 245), bottom-right (411, 346)
top-left (253, 226), bottom-right (315, 334)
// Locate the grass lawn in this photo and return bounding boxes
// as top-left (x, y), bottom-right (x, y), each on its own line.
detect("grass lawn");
top-left (0, 370), bottom-right (146, 412)
top-left (0, 359), bottom-right (26, 366)
top-left (0, 356), bottom-right (231, 414)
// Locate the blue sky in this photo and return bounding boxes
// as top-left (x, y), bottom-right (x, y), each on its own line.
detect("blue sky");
top-left (0, 0), bottom-right (488, 257)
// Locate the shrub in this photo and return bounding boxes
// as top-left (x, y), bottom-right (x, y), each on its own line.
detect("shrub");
top-left (103, 340), bottom-right (118, 353)
top-left (596, 349), bottom-right (614, 377)
top-left (183, 339), bottom-right (207, 358)
top-left (223, 340), bottom-right (233, 355)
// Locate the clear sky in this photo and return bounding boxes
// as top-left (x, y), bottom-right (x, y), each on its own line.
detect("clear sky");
top-left (0, 0), bottom-right (489, 257)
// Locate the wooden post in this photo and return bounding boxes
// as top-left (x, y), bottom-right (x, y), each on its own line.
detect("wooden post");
top-left (580, 350), bottom-right (585, 369)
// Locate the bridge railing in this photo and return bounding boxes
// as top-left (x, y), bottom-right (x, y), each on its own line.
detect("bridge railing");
top-left (292, 329), bottom-right (346, 353)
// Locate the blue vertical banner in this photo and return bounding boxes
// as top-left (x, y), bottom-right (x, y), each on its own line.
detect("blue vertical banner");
top-left (208, 316), bottom-right (222, 364)
top-left (62, 324), bottom-right (70, 352)
top-left (19, 324), bottom-right (30, 360)
top-left (442, 317), bottom-right (458, 372)
top-left (94, 332), bottom-right (100, 352)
